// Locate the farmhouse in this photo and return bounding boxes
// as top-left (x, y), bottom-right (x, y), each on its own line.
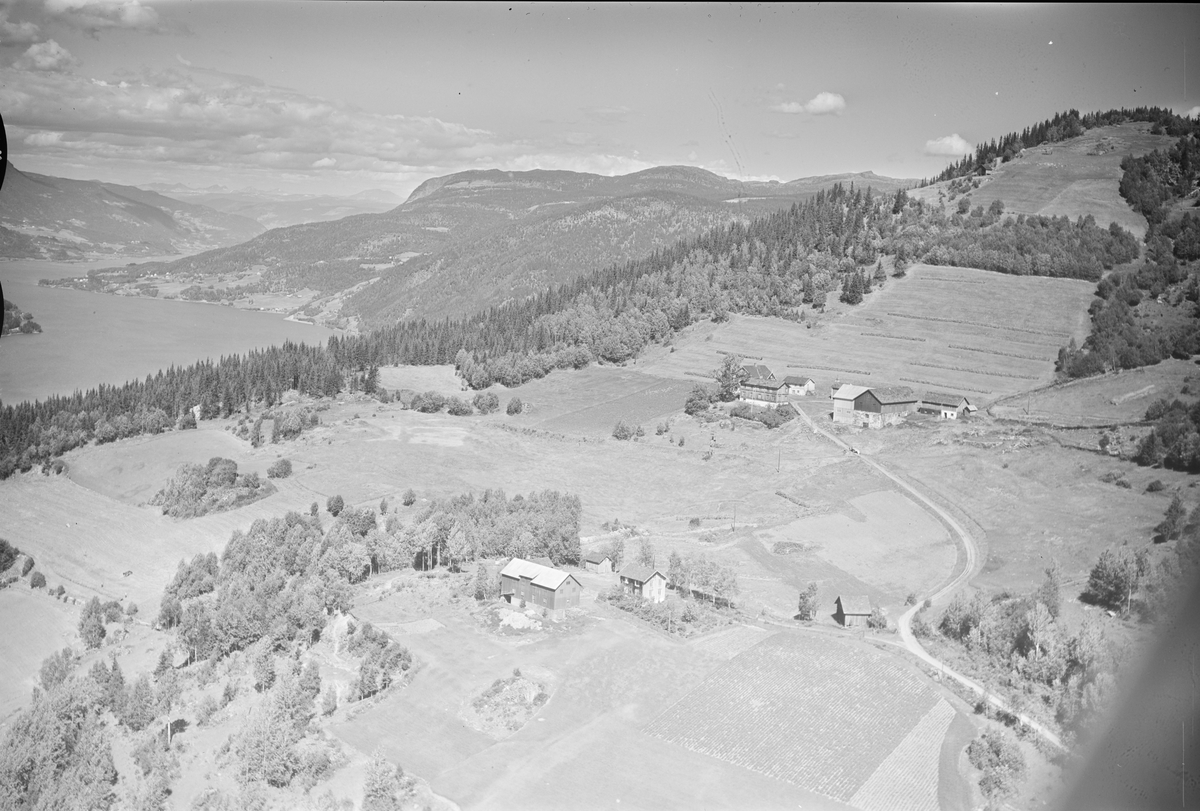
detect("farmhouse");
top-left (835, 595), bottom-right (872, 628)
top-left (833, 385), bottom-right (918, 429)
top-left (499, 558), bottom-right (582, 617)
top-left (739, 364), bottom-right (787, 408)
top-left (583, 550), bottom-right (613, 573)
top-left (782, 375), bottom-right (816, 396)
top-left (619, 563), bottom-right (668, 603)
top-left (918, 391), bottom-right (974, 419)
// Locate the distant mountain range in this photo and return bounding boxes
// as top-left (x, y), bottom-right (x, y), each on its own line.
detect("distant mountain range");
top-left (129, 165), bottom-right (915, 327)
top-left (0, 163), bottom-right (265, 260)
top-left (143, 183), bottom-right (404, 230)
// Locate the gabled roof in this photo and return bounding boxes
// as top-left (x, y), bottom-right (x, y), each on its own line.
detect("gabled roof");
top-left (833, 384), bottom-right (870, 401)
top-left (922, 391), bottom-right (969, 408)
top-left (619, 563), bottom-right (666, 583)
top-left (583, 550), bottom-right (611, 564)
top-left (838, 595), bottom-right (872, 615)
top-left (500, 557), bottom-right (579, 591)
top-left (740, 363), bottom-right (775, 381)
top-left (870, 386), bottom-right (918, 405)
top-left (741, 378), bottom-right (785, 390)
top-left (783, 375), bottom-right (813, 386)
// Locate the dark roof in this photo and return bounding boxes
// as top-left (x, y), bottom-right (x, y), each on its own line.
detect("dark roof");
top-left (741, 378), bottom-right (785, 390)
top-left (783, 375), bottom-right (813, 386)
top-left (922, 391), bottom-right (969, 407)
top-left (870, 386), bottom-right (918, 405)
top-left (838, 595), bottom-right (872, 615)
top-left (740, 363), bottom-right (775, 381)
top-left (583, 550), bottom-right (611, 564)
top-left (619, 563), bottom-right (666, 583)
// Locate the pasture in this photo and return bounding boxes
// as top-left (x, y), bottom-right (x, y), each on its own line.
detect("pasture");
top-left (645, 632), bottom-right (961, 808)
top-left (909, 123), bottom-right (1174, 237)
top-left (990, 359), bottom-right (1199, 426)
top-left (641, 262), bottom-right (1095, 404)
top-left (0, 588), bottom-right (77, 721)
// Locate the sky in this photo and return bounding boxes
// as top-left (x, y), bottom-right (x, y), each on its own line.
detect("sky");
top-left (0, 1), bottom-right (1198, 199)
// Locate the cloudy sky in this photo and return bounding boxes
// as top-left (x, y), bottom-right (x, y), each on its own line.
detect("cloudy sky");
top-left (1, 2), bottom-right (1198, 198)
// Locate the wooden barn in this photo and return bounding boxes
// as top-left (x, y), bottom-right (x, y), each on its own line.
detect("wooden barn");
top-left (833, 385), bottom-right (918, 428)
top-left (499, 558), bottom-right (582, 617)
top-left (783, 375), bottom-right (816, 396)
top-left (832, 384), bottom-right (871, 424)
top-left (918, 392), bottom-right (973, 420)
top-left (619, 563), bottom-right (668, 603)
top-left (739, 365), bottom-right (787, 408)
top-left (835, 595), bottom-right (872, 628)
top-left (583, 550), bottom-right (613, 574)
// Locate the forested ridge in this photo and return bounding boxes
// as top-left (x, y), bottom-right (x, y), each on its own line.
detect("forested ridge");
top-left (1, 111), bottom-right (1172, 478)
top-left (922, 106), bottom-right (1196, 185)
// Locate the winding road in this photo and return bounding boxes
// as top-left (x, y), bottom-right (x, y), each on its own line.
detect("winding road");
top-left (791, 403), bottom-right (1067, 751)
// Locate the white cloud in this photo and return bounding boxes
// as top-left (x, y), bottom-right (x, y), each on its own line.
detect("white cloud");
top-left (24, 130), bottom-right (63, 146)
top-left (771, 91), bottom-right (846, 116)
top-left (924, 133), bottom-right (974, 157)
top-left (14, 39), bottom-right (77, 72)
top-left (44, 0), bottom-right (163, 34)
top-left (0, 11), bottom-right (42, 46)
top-left (1185, 106), bottom-right (1200, 119)
top-left (311, 157), bottom-right (336, 168)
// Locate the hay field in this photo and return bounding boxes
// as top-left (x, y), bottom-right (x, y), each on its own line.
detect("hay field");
top-left (754, 490), bottom-right (954, 598)
top-left (909, 123), bottom-right (1174, 237)
top-left (645, 633), bottom-right (953, 805)
top-left (334, 600), bottom-right (859, 810)
top-left (991, 359), bottom-right (1198, 426)
top-left (641, 263), bottom-right (1094, 404)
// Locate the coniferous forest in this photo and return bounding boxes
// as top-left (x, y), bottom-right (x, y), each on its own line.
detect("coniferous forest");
top-left (2, 107), bottom-right (1193, 479)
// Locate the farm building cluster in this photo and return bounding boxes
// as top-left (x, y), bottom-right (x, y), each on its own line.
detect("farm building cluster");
top-left (734, 363), bottom-right (972, 428)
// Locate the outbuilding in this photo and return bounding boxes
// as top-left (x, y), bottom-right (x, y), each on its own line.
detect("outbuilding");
top-left (783, 375), bottom-right (816, 396)
top-left (832, 384), bottom-right (871, 424)
top-left (918, 392), bottom-right (973, 420)
top-left (835, 595), bottom-right (872, 628)
top-left (834, 385), bottom-right (918, 428)
top-left (499, 558), bottom-right (582, 617)
top-left (583, 550), bottom-right (613, 574)
top-left (619, 563), bottom-right (669, 604)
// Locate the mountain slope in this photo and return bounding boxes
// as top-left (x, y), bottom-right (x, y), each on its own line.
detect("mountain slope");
top-left (118, 165), bottom-right (916, 327)
top-left (0, 163), bottom-right (265, 259)
top-left (146, 184), bottom-right (404, 229)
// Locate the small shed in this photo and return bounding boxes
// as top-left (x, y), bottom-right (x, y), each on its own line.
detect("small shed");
top-left (835, 595), bottom-right (872, 628)
top-left (583, 550), bottom-right (613, 574)
top-left (499, 558), bottom-right (582, 617)
top-left (783, 375), bottom-right (816, 396)
top-left (619, 563), bottom-right (668, 604)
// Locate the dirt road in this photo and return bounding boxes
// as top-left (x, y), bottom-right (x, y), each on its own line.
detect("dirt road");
top-left (791, 402), bottom-right (1067, 750)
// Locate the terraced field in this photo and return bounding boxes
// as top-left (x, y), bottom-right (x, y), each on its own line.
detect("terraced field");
top-left (642, 262), bottom-right (1094, 404)
top-left (644, 633), bottom-right (945, 803)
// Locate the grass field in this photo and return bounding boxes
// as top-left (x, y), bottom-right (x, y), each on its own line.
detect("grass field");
top-left (909, 123), bottom-right (1175, 238)
top-left (645, 633), bottom-right (955, 805)
top-left (0, 588), bottom-right (77, 721)
top-left (990, 359), bottom-right (1199, 426)
top-left (640, 262), bottom-right (1095, 404)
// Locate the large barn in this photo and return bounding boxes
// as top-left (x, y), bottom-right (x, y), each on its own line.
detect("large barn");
top-left (832, 385), bottom-right (918, 428)
top-left (499, 558), bottom-right (582, 617)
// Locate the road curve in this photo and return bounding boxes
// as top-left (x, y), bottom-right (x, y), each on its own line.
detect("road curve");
top-left (790, 404), bottom-right (1067, 751)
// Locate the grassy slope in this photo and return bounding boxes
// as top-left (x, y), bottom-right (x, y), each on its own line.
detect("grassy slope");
top-left (910, 122), bottom-right (1175, 238)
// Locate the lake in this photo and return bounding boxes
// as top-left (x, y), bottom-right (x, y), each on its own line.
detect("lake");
top-left (0, 258), bottom-right (338, 406)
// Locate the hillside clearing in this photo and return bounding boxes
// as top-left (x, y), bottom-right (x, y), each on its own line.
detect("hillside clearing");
top-left (640, 263), bottom-right (1095, 404)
